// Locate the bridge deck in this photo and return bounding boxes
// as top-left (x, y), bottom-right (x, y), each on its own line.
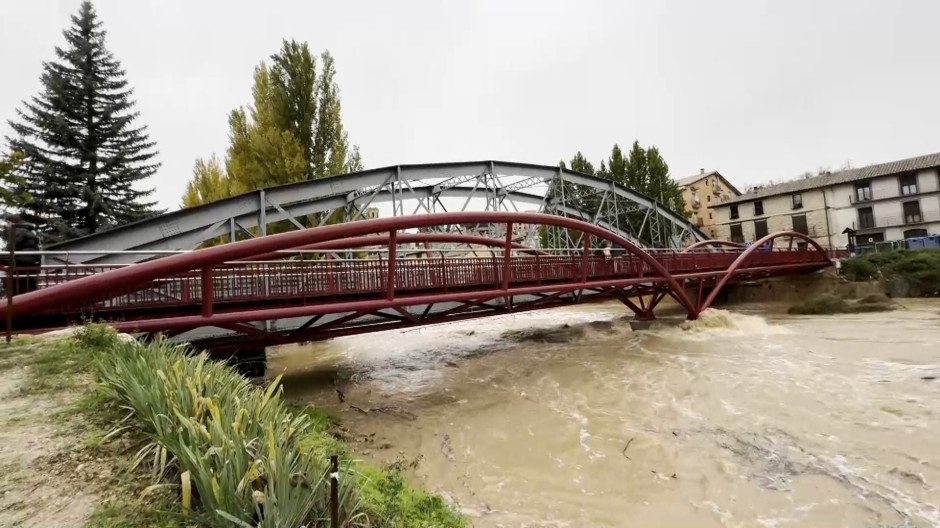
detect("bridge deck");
top-left (9, 248), bottom-right (826, 330)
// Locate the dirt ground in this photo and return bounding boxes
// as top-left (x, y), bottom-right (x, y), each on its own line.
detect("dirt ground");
top-left (0, 353), bottom-right (107, 527)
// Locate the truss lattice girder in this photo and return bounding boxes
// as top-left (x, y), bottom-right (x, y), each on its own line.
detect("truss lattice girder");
top-left (47, 160), bottom-right (707, 265)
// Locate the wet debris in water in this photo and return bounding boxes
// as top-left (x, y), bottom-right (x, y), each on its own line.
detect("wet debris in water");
top-left (621, 437), bottom-right (634, 460)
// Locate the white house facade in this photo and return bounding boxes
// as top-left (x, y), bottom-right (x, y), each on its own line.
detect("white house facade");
top-left (709, 152), bottom-right (940, 249)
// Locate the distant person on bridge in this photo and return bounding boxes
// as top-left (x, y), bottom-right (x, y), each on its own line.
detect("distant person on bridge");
top-left (1, 215), bottom-right (41, 295)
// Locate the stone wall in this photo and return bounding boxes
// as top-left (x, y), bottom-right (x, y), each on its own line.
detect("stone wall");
top-left (715, 270), bottom-right (885, 306)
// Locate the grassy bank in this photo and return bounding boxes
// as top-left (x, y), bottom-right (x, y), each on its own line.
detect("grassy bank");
top-left (0, 326), bottom-right (465, 528)
top-left (842, 250), bottom-right (940, 296)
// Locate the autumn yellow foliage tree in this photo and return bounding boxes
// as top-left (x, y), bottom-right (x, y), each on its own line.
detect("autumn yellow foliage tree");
top-left (183, 41), bottom-right (362, 209)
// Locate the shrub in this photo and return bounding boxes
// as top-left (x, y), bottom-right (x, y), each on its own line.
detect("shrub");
top-left (92, 334), bottom-right (361, 527)
top-left (81, 327), bottom-right (464, 528)
top-left (842, 250), bottom-right (940, 295)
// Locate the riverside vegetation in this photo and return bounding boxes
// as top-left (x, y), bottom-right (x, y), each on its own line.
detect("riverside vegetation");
top-left (0, 325), bottom-right (465, 528)
top-left (841, 249), bottom-right (940, 296)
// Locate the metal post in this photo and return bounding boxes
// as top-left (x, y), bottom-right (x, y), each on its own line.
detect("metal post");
top-left (5, 223), bottom-right (14, 343)
top-left (581, 233), bottom-right (589, 283)
top-left (330, 455), bottom-right (339, 528)
top-left (326, 253), bottom-right (335, 294)
top-left (535, 251), bottom-right (542, 284)
top-left (257, 190), bottom-right (267, 237)
top-left (502, 222), bottom-right (512, 290)
top-left (387, 230), bottom-right (397, 300)
top-left (201, 267), bottom-right (213, 317)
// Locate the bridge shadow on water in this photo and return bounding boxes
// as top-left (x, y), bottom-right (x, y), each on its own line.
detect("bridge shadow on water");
top-left (269, 304), bottom-right (691, 409)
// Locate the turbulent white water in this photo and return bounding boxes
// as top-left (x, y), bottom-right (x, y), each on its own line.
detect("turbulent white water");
top-left (270, 300), bottom-right (940, 527)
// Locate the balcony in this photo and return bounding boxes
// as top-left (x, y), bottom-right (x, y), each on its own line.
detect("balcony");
top-left (855, 210), bottom-right (940, 230)
top-left (849, 185), bottom-right (936, 204)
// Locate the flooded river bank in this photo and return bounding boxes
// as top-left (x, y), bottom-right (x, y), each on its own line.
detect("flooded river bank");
top-left (270, 300), bottom-right (940, 527)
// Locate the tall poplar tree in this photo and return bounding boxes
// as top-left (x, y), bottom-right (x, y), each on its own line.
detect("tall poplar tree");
top-left (183, 43), bottom-right (363, 208)
top-left (6, 1), bottom-right (161, 241)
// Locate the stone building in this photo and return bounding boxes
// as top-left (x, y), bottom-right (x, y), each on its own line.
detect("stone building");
top-left (676, 169), bottom-right (741, 236)
top-left (709, 152), bottom-right (940, 249)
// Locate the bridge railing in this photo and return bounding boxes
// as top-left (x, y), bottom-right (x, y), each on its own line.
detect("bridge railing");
top-left (4, 247), bottom-right (825, 317)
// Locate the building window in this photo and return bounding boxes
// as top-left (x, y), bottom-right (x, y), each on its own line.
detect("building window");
top-left (791, 214), bottom-right (809, 235)
top-left (903, 200), bottom-right (922, 224)
top-left (729, 223), bottom-right (744, 243)
top-left (709, 212), bottom-right (712, 220)
top-left (730, 205), bottom-right (739, 220)
top-left (854, 181), bottom-right (872, 202)
top-left (754, 219), bottom-right (768, 239)
top-left (754, 200), bottom-right (764, 216)
top-left (899, 174), bottom-right (918, 196)
top-left (791, 193), bottom-right (803, 209)
top-left (904, 228), bottom-right (928, 239)
top-left (858, 207), bottom-right (875, 229)
top-left (707, 195), bottom-right (711, 202)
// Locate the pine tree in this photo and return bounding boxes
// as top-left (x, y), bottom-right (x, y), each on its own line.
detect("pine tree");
top-left (6, 1), bottom-right (161, 241)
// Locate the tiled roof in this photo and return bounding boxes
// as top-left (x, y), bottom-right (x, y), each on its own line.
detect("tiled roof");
top-left (676, 170), bottom-right (742, 196)
top-left (717, 151), bottom-right (940, 206)
top-left (676, 171), bottom-right (719, 187)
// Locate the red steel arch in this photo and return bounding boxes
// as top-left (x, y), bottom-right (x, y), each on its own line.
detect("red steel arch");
top-left (243, 232), bottom-right (550, 261)
top-left (696, 231), bottom-right (831, 312)
top-left (3, 212), bottom-right (697, 328)
top-left (682, 240), bottom-right (744, 253)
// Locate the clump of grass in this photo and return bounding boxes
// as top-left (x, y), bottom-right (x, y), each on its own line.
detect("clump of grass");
top-left (20, 328), bottom-right (101, 395)
top-left (357, 458), bottom-right (466, 528)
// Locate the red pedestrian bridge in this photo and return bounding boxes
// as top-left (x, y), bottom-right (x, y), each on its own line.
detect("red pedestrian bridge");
top-left (2, 212), bottom-right (830, 355)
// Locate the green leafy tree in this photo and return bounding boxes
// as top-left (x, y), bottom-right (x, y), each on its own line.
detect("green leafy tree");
top-left (646, 146), bottom-right (686, 215)
top-left (606, 144), bottom-right (628, 185)
top-left (182, 155), bottom-right (230, 208)
top-left (568, 151), bottom-right (595, 175)
top-left (314, 51), bottom-right (350, 178)
top-left (225, 64), bottom-right (307, 193)
top-left (345, 145), bottom-right (364, 173)
top-left (269, 40), bottom-right (317, 180)
top-left (183, 44), bottom-right (362, 209)
top-left (0, 151), bottom-right (30, 213)
top-left (623, 141), bottom-right (648, 191)
top-left (6, 1), bottom-right (161, 241)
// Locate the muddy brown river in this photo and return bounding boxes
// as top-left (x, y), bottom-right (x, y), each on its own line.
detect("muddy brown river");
top-left (270, 300), bottom-right (940, 527)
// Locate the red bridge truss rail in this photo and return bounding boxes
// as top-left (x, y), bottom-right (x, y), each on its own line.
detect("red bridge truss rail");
top-left (2, 212), bottom-right (831, 350)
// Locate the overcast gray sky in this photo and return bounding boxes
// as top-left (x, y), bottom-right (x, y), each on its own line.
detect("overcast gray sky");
top-left (3, 0), bottom-right (939, 211)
